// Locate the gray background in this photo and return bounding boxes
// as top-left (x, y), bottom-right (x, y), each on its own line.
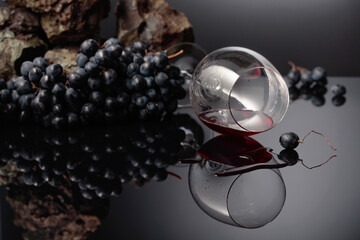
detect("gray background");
top-left (1, 0), bottom-right (360, 76)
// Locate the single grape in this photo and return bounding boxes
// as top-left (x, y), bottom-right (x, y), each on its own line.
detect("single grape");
top-left (311, 94), bottom-right (325, 107)
top-left (95, 49), bottom-right (111, 66)
top-left (32, 57), bottom-right (48, 71)
top-left (28, 67), bottom-right (43, 84)
top-left (332, 95), bottom-right (346, 107)
top-left (286, 69), bottom-right (301, 87)
top-left (40, 74), bottom-right (55, 90)
top-left (312, 66), bottom-right (326, 81)
top-left (20, 61), bottom-right (34, 76)
top-left (80, 39), bottom-right (99, 56)
top-left (76, 53), bottom-right (89, 68)
top-left (331, 84), bottom-right (346, 96)
top-left (153, 52), bottom-right (169, 68)
top-left (155, 72), bottom-right (169, 87)
top-left (279, 149), bottom-right (299, 166)
top-left (46, 64), bottom-right (63, 79)
top-left (279, 132), bottom-right (299, 149)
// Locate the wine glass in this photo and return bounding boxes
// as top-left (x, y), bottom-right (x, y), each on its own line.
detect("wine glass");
top-left (189, 47), bottom-right (289, 136)
top-left (188, 159), bottom-right (286, 228)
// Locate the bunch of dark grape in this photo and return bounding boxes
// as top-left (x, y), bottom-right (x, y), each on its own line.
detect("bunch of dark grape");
top-left (69, 38), bottom-right (186, 123)
top-left (0, 114), bottom-right (201, 200)
top-left (285, 61), bottom-right (346, 107)
top-left (0, 38), bottom-right (186, 128)
top-left (0, 58), bottom-right (68, 128)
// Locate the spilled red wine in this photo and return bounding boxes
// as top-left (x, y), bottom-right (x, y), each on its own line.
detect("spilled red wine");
top-left (198, 109), bottom-right (273, 136)
top-left (198, 135), bottom-right (273, 167)
top-left (197, 135), bottom-right (287, 176)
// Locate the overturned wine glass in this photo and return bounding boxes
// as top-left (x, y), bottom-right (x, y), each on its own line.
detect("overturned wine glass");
top-left (188, 47), bottom-right (289, 136)
top-left (188, 159), bottom-right (286, 228)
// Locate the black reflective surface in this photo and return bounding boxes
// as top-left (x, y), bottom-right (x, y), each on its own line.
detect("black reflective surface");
top-left (1, 77), bottom-right (359, 240)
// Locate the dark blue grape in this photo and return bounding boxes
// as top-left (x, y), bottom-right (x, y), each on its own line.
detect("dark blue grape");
top-left (31, 97), bottom-right (47, 115)
top-left (19, 94), bottom-right (35, 110)
top-left (105, 97), bottom-right (117, 111)
top-left (153, 52), bottom-right (168, 68)
top-left (312, 84), bottom-right (327, 95)
top-left (74, 67), bottom-right (88, 79)
top-left (67, 112), bottom-right (79, 127)
top-left (166, 66), bottom-right (180, 79)
top-left (20, 61), bottom-right (34, 76)
top-left (52, 83), bottom-right (66, 97)
top-left (81, 103), bottom-right (97, 118)
top-left (300, 69), bottom-right (312, 85)
top-left (155, 72), bottom-right (169, 87)
top-left (104, 38), bottom-right (120, 48)
top-left (76, 53), bottom-right (89, 68)
top-left (40, 74), bottom-right (55, 90)
top-left (331, 84), bottom-right (346, 96)
top-left (38, 89), bottom-right (50, 102)
top-left (15, 78), bottom-right (33, 94)
top-left (131, 75), bottom-right (146, 91)
top-left (95, 186), bottom-right (112, 199)
top-left (116, 92), bottom-right (130, 107)
top-left (52, 116), bottom-right (66, 129)
top-left (120, 49), bottom-right (133, 63)
top-left (84, 61), bottom-right (100, 76)
top-left (299, 85), bottom-right (312, 100)
top-left (312, 67), bottom-right (326, 81)
top-left (133, 40), bottom-right (148, 53)
top-left (0, 78), bottom-right (6, 90)
top-left (28, 67), bottom-right (43, 84)
top-left (288, 86), bottom-right (300, 101)
top-left (0, 89), bottom-right (11, 103)
top-left (46, 64), bottom-right (63, 79)
top-left (286, 69), bottom-right (301, 87)
top-left (143, 55), bottom-right (153, 62)
top-left (127, 63), bottom-right (140, 77)
top-left (32, 57), bottom-right (48, 71)
top-left (68, 73), bottom-right (84, 89)
top-left (53, 104), bottom-right (63, 115)
top-left (95, 49), bottom-right (111, 66)
top-left (133, 54), bottom-right (144, 65)
top-left (11, 90), bottom-right (20, 103)
top-left (140, 61), bottom-right (155, 76)
top-left (279, 149), bottom-right (299, 166)
top-left (65, 88), bottom-right (81, 105)
top-left (80, 39), bottom-right (99, 56)
top-left (135, 96), bottom-right (148, 107)
top-left (140, 166), bottom-right (155, 180)
top-left (332, 95), bottom-right (346, 106)
top-left (89, 91), bottom-right (104, 107)
top-left (103, 68), bottom-right (117, 86)
top-left (6, 78), bottom-right (15, 90)
top-left (107, 44), bottom-right (122, 58)
top-left (145, 88), bottom-right (157, 99)
top-left (87, 77), bottom-right (102, 90)
top-left (153, 168), bottom-right (168, 181)
top-left (279, 132), bottom-right (299, 149)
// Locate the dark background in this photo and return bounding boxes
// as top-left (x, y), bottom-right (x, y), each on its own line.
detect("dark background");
top-left (1, 0), bottom-right (360, 76)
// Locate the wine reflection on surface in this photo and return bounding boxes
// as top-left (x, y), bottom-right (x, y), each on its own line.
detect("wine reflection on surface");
top-left (187, 135), bottom-right (287, 228)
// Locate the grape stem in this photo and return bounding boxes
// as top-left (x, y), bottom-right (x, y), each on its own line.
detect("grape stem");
top-left (288, 61), bottom-right (308, 73)
top-left (298, 130), bottom-right (337, 151)
top-left (167, 171), bottom-right (182, 181)
top-left (168, 49), bottom-right (184, 59)
top-left (288, 61), bottom-right (297, 70)
top-left (298, 155), bottom-right (337, 169)
top-left (145, 49), bottom-right (156, 56)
